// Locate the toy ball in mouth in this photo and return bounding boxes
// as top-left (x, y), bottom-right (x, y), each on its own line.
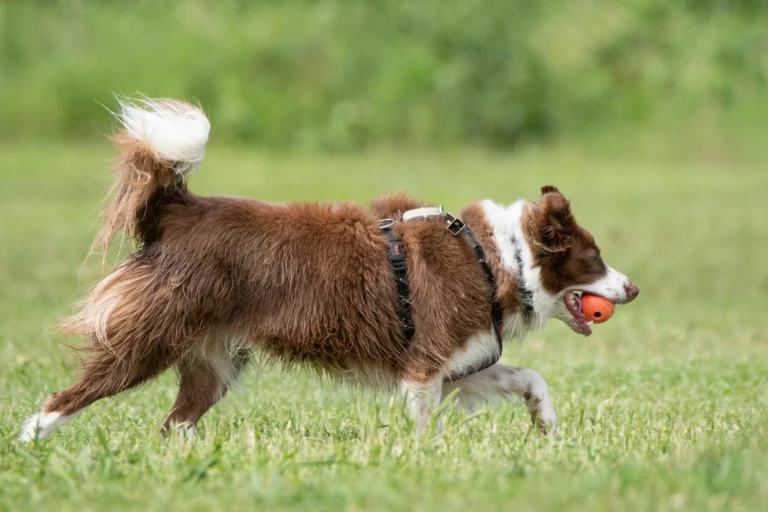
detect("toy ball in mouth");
top-left (581, 293), bottom-right (615, 323)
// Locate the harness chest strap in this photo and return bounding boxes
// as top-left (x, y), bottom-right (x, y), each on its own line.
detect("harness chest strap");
top-left (380, 210), bottom-right (509, 381)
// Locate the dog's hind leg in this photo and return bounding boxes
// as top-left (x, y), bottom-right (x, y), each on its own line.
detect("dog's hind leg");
top-left (19, 340), bottom-right (178, 442)
top-left (161, 342), bottom-right (250, 437)
top-left (19, 261), bottom-right (187, 442)
top-left (441, 363), bottom-right (557, 435)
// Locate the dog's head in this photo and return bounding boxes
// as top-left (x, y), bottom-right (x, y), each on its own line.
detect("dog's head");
top-left (525, 186), bottom-right (639, 336)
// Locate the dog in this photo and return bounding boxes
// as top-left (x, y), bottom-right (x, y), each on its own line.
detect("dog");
top-left (19, 97), bottom-right (638, 442)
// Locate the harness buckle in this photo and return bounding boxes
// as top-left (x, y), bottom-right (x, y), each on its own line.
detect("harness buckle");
top-left (447, 217), bottom-right (465, 236)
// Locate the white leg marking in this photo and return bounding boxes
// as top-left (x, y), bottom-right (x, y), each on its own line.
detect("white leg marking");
top-left (169, 421), bottom-right (197, 441)
top-left (442, 363), bottom-right (557, 435)
top-left (401, 378), bottom-right (443, 435)
top-left (18, 410), bottom-right (76, 442)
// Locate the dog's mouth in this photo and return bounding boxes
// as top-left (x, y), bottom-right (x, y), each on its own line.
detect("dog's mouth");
top-left (563, 290), bottom-right (592, 336)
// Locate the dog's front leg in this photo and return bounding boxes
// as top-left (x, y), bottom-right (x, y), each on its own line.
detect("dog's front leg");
top-left (442, 363), bottom-right (557, 435)
top-left (401, 377), bottom-right (443, 436)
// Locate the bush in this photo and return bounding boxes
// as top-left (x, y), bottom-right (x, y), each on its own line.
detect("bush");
top-left (0, 0), bottom-right (766, 149)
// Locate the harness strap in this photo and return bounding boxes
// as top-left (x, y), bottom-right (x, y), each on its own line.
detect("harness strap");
top-left (440, 213), bottom-right (506, 382)
top-left (442, 357), bottom-right (499, 383)
top-left (380, 212), bottom-right (509, 382)
top-left (446, 215), bottom-right (505, 352)
top-left (380, 220), bottom-right (415, 346)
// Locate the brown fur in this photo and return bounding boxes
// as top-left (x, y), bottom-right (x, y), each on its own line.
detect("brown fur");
top-left (369, 192), bottom-right (424, 220)
top-left (54, 152), bottom-right (496, 424)
top-left (46, 133), bottom-right (612, 431)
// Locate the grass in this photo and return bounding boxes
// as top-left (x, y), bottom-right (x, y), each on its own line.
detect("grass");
top-left (1, 141), bottom-right (767, 511)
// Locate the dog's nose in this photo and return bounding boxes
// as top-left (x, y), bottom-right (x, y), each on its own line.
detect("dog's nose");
top-left (625, 283), bottom-right (640, 302)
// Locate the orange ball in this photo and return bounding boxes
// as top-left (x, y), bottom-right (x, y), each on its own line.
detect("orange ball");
top-left (581, 293), bottom-right (615, 323)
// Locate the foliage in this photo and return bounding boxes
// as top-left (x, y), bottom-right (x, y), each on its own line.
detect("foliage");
top-left (1, 0), bottom-right (766, 149)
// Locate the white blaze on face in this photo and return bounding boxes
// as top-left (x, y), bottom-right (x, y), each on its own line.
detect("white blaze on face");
top-left (573, 265), bottom-right (633, 304)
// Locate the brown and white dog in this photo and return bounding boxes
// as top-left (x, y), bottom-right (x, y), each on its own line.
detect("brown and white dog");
top-left (19, 98), bottom-right (638, 442)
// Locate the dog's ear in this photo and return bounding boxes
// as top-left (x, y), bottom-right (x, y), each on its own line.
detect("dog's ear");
top-left (540, 185), bottom-right (560, 196)
top-left (534, 187), bottom-right (573, 253)
top-left (540, 188), bottom-right (571, 219)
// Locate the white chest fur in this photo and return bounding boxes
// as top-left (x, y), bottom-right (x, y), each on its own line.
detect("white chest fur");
top-left (444, 330), bottom-right (500, 377)
top-left (481, 199), bottom-right (558, 331)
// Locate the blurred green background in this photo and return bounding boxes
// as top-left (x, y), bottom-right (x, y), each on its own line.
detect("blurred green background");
top-left (2, 0), bottom-right (767, 151)
top-left (2, 2), bottom-right (768, 511)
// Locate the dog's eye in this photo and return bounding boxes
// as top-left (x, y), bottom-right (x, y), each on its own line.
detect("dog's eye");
top-left (587, 252), bottom-right (603, 272)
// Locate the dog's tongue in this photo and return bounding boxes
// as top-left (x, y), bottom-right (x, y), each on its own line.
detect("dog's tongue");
top-left (564, 291), bottom-right (592, 335)
top-left (565, 290), bottom-right (583, 316)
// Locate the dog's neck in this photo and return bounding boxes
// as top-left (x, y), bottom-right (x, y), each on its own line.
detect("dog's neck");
top-left (479, 199), bottom-right (560, 338)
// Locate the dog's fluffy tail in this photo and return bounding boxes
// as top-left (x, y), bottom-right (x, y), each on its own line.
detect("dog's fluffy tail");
top-left (93, 96), bottom-right (210, 259)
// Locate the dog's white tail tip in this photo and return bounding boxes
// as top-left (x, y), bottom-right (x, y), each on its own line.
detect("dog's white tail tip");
top-left (113, 95), bottom-right (210, 176)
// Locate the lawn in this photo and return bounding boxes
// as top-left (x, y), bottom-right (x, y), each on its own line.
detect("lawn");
top-left (1, 142), bottom-right (767, 511)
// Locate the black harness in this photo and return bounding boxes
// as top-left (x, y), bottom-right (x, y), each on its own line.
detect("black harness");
top-left (379, 219), bottom-right (415, 343)
top-left (381, 211), bottom-right (522, 382)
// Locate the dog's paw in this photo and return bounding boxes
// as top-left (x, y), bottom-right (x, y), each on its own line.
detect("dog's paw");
top-left (532, 400), bottom-right (557, 437)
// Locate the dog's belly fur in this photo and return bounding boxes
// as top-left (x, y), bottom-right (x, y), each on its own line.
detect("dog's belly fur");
top-left (444, 329), bottom-right (499, 377)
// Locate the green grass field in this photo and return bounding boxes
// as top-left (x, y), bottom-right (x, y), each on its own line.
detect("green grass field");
top-left (1, 142), bottom-right (767, 511)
